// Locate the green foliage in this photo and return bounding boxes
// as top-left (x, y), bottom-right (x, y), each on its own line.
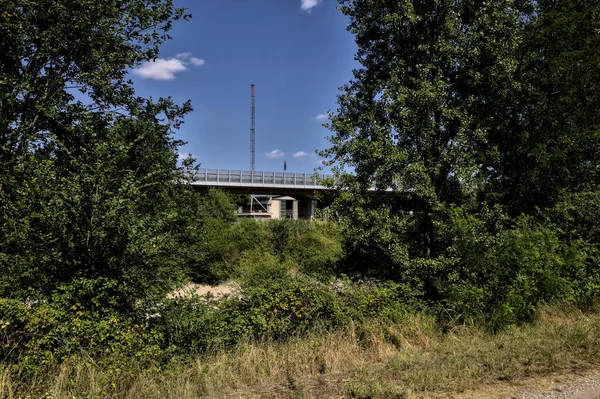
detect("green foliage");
top-left (316, 0), bottom-right (600, 330)
top-left (0, 298), bottom-right (164, 376)
top-left (227, 276), bottom-right (344, 341)
top-left (229, 218), bottom-right (270, 254)
top-left (2, 274), bottom-right (416, 366)
top-left (236, 248), bottom-right (289, 286)
top-left (267, 219), bottom-right (309, 256)
top-left (182, 189), bottom-right (241, 283)
top-left (218, 218), bottom-right (271, 279)
top-left (338, 204), bottom-right (412, 278)
top-left (430, 207), bottom-right (589, 329)
top-left (323, 0), bottom-right (600, 213)
top-left (337, 278), bottom-right (419, 323)
top-left (153, 275), bottom-right (416, 355)
top-left (287, 221), bottom-right (343, 276)
top-left (148, 295), bottom-right (223, 354)
top-left (545, 191), bottom-right (600, 304)
top-left (550, 191), bottom-right (600, 245)
top-left (186, 217), bottom-right (345, 284)
top-left (0, 0), bottom-right (193, 309)
top-left (269, 219), bottom-right (344, 277)
top-left (3, 0), bottom-right (600, 379)
top-left (320, 0), bottom-right (600, 264)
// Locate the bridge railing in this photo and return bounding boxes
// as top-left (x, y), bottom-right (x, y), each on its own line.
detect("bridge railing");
top-left (194, 169), bottom-right (336, 187)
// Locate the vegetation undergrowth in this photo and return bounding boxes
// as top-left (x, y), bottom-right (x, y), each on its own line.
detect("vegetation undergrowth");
top-left (2, 304), bottom-right (599, 399)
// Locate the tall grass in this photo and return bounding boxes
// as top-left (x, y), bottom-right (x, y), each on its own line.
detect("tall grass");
top-left (2, 305), bottom-right (599, 399)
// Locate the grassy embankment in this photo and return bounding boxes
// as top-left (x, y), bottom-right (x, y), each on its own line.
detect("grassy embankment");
top-left (2, 305), bottom-right (599, 399)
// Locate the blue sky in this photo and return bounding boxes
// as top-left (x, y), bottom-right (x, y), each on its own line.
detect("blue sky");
top-left (128, 0), bottom-right (358, 174)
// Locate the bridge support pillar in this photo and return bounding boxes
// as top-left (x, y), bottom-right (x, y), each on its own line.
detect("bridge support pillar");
top-left (310, 200), bottom-right (317, 219)
top-left (292, 200), bottom-right (298, 220)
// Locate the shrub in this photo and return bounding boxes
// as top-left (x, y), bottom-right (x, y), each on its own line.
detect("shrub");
top-left (184, 189), bottom-right (242, 283)
top-left (287, 221), bottom-right (344, 277)
top-left (546, 191), bottom-right (600, 305)
top-left (151, 275), bottom-right (419, 355)
top-left (338, 205), bottom-right (413, 281)
top-left (432, 206), bottom-right (589, 329)
top-left (228, 276), bottom-right (344, 340)
top-left (0, 298), bottom-right (164, 376)
top-left (267, 219), bottom-right (310, 257)
top-left (228, 218), bottom-right (270, 255)
top-left (236, 248), bottom-right (289, 287)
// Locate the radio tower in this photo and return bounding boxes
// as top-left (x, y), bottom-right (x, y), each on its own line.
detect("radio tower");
top-left (250, 84), bottom-right (256, 171)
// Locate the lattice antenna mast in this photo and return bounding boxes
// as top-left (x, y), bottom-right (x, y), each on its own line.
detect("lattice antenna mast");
top-left (250, 84), bottom-right (256, 171)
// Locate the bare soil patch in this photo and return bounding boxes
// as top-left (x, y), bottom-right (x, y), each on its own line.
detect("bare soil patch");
top-left (168, 281), bottom-right (238, 300)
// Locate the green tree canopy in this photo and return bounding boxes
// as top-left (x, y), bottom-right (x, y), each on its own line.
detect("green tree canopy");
top-left (0, 0), bottom-right (194, 308)
top-left (321, 0), bottom-right (600, 258)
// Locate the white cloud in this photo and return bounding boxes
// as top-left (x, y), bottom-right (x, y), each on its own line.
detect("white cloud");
top-left (314, 113), bottom-right (328, 121)
top-left (265, 149), bottom-right (285, 159)
top-left (301, 0), bottom-right (322, 11)
top-left (189, 57), bottom-right (205, 66)
top-left (134, 59), bottom-right (188, 80)
top-left (293, 151), bottom-right (309, 158)
top-left (133, 52), bottom-right (205, 80)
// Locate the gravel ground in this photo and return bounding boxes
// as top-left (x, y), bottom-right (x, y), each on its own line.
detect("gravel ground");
top-left (515, 374), bottom-right (600, 399)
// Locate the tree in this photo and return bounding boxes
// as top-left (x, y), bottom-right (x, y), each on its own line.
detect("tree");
top-left (488, 0), bottom-right (600, 212)
top-left (320, 0), bottom-right (600, 263)
top-left (0, 0), bottom-right (193, 308)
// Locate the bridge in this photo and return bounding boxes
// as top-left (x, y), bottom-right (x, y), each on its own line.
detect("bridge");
top-left (191, 168), bottom-right (340, 219)
top-left (191, 168), bottom-right (337, 196)
top-left (190, 169), bottom-right (395, 220)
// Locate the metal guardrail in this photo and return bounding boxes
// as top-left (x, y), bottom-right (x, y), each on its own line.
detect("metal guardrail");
top-left (193, 169), bottom-right (335, 188)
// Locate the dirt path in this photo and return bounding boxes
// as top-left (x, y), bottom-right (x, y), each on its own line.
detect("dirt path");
top-left (456, 371), bottom-right (600, 399)
top-left (516, 374), bottom-right (600, 399)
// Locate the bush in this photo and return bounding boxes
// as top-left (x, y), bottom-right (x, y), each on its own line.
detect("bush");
top-left (1, 269), bottom-right (417, 374)
top-left (227, 276), bottom-right (345, 340)
top-left (337, 278), bottom-right (418, 322)
top-left (183, 189), bottom-right (239, 283)
top-left (267, 219), bottom-right (310, 257)
top-left (546, 191), bottom-right (600, 305)
top-left (0, 298), bottom-right (164, 376)
top-left (150, 275), bottom-right (418, 355)
top-left (338, 205), bottom-right (413, 280)
top-left (211, 219), bottom-right (345, 281)
top-left (228, 218), bottom-right (270, 255)
top-left (431, 206), bottom-right (589, 329)
top-left (236, 248), bottom-right (289, 286)
top-left (287, 221), bottom-right (344, 277)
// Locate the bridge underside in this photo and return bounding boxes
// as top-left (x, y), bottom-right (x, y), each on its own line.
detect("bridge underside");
top-left (191, 182), bottom-right (321, 198)
top-left (191, 184), bottom-right (320, 220)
